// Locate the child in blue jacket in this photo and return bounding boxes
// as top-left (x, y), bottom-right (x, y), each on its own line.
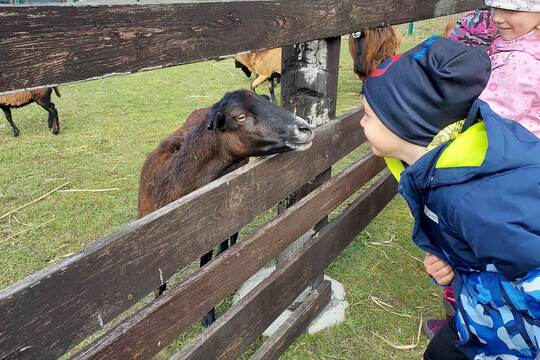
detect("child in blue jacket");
top-left (361, 36), bottom-right (540, 359)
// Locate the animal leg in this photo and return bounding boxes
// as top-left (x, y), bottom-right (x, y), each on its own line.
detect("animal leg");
top-left (200, 233), bottom-right (241, 328)
top-left (36, 93), bottom-right (60, 135)
top-left (198, 235), bottom-right (236, 329)
top-left (267, 77), bottom-right (277, 104)
top-left (200, 250), bottom-right (216, 327)
top-left (50, 104), bottom-right (60, 134)
top-left (216, 232), bottom-right (238, 256)
top-left (250, 75), bottom-right (267, 93)
top-left (52, 86), bottom-right (61, 98)
top-left (154, 283), bottom-right (167, 298)
top-left (2, 107), bottom-right (20, 137)
top-left (47, 104), bottom-right (60, 135)
top-left (229, 232), bottom-right (238, 247)
top-left (217, 239), bottom-right (230, 255)
top-left (200, 250), bottom-right (213, 267)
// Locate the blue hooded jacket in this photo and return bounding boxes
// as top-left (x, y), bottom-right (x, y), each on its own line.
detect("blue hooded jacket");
top-left (398, 100), bottom-right (540, 359)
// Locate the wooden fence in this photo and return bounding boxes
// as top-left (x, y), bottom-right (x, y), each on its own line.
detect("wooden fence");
top-left (0, 0), bottom-right (482, 359)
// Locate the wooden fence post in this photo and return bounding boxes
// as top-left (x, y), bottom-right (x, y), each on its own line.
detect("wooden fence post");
top-left (258, 37), bottom-right (342, 346)
top-left (277, 36), bottom-right (340, 270)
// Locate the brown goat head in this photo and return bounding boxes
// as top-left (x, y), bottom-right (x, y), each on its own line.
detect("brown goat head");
top-left (208, 90), bottom-right (314, 157)
top-left (348, 26), bottom-right (402, 81)
top-left (137, 90), bottom-right (314, 218)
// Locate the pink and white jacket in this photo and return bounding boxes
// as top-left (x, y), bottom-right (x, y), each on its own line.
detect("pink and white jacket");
top-left (479, 31), bottom-right (540, 138)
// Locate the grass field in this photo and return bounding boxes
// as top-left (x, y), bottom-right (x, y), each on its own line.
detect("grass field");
top-left (1, 17), bottom-right (459, 359)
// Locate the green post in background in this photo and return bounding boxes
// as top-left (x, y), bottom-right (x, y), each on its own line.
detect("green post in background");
top-left (408, 22), bottom-right (414, 35)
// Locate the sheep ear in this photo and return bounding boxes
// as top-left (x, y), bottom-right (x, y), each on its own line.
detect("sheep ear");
top-left (208, 111), bottom-right (226, 130)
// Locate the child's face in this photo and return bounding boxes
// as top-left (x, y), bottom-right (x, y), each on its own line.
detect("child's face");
top-left (360, 98), bottom-right (403, 158)
top-left (491, 8), bottom-right (540, 40)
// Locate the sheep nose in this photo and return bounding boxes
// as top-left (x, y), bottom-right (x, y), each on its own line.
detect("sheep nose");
top-left (297, 124), bottom-right (312, 133)
top-left (292, 116), bottom-right (314, 143)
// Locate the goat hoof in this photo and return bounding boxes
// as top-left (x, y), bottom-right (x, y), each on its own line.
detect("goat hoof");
top-left (52, 129), bottom-right (60, 135)
top-left (13, 131), bottom-right (20, 137)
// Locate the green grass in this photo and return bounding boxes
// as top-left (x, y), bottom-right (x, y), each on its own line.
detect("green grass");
top-left (1, 17), bottom-right (460, 359)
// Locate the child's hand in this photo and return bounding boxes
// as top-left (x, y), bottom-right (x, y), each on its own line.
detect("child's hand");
top-left (424, 253), bottom-right (454, 286)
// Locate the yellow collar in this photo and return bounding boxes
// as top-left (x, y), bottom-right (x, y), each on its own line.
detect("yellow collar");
top-left (384, 157), bottom-right (405, 182)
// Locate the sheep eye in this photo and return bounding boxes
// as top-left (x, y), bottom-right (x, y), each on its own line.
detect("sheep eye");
top-left (235, 114), bottom-right (247, 122)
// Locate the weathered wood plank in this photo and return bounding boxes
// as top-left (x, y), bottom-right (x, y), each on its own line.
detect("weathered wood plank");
top-left (72, 153), bottom-right (385, 360)
top-left (249, 280), bottom-right (332, 360)
top-left (0, 110), bottom-right (365, 360)
top-left (0, 0), bottom-right (484, 93)
top-left (173, 173), bottom-right (397, 360)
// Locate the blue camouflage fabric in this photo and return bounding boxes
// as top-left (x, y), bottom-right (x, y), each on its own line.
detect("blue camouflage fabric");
top-left (396, 100), bottom-right (540, 359)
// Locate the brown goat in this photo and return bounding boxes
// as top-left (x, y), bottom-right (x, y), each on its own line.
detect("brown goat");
top-left (234, 48), bottom-right (282, 103)
top-left (0, 87), bottom-right (61, 137)
top-left (138, 90), bottom-right (313, 327)
top-left (348, 27), bottom-right (403, 81)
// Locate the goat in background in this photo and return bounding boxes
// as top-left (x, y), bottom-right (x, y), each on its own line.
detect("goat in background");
top-left (348, 27), bottom-right (403, 82)
top-left (234, 48), bottom-right (282, 103)
top-left (0, 87), bottom-right (61, 137)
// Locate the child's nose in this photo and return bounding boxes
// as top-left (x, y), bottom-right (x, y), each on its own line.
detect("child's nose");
top-left (491, 9), bottom-right (505, 25)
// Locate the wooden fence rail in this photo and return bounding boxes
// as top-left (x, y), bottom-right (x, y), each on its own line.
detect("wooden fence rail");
top-left (0, 0), bottom-right (483, 94)
top-left (249, 280), bottom-right (332, 360)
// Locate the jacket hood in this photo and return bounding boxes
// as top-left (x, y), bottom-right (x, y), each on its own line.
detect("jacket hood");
top-left (430, 99), bottom-right (540, 187)
top-left (490, 31), bottom-right (540, 61)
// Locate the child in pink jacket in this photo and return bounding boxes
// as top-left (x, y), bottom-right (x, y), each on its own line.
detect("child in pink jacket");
top-left (446, 3), bottom-right (540, 137)
top-left (479, 1), bottom-right (540, 137)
